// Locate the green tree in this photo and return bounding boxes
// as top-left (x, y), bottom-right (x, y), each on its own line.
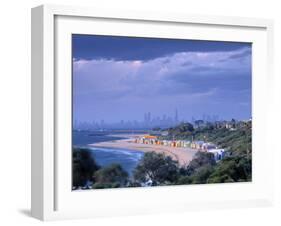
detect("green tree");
top-left (177, 176), bottom-right (192, 185)
top-left (190, 165), bottom-right (215, 184)
top-left (72, 148), bottom-right (100, 188)
top-left (185, 151), bottom-right (216, 175)
top-left (165, 122), bottom-right (195, 139)
top-left (177, 165), bottom-right (215, 185)
top-left (169, 122), bottom-right (194, 133)
top-left (208, 155), bottom-right (251, 183)
top-left (133, 152), bottom-right (179, 186)
top-left (177, 152), bottom-right (216, 185)
top-left (93, 163), bottom-right (128, 189)
top-left (152, 127), bottom-right (161, 131)
top-left (194, 120), bottom-right (204, 128)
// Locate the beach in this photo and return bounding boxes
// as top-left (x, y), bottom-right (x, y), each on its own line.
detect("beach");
top-left (89, 134), bottom-right (198, 166)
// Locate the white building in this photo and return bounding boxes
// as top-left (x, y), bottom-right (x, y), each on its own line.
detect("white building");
top-left (202, 142), bottom-right (217, 151)
top-left (208, 149), bottom-right (226, 161)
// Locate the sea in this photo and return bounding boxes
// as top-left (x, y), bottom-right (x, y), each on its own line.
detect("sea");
top-left (73, 131), bottom-right (144, 175)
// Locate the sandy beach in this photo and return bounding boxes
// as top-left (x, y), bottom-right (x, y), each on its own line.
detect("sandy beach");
top-left (89, 134), bottom-right (198, 166)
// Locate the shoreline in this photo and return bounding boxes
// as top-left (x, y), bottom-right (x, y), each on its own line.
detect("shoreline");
top-left (88, 134), bottom-right (198, 166)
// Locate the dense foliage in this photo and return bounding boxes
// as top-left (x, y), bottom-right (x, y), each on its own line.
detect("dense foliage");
top-left (93, 164), bottom-right (128, 189)
top-left (164, 122), bottom-right (194, 139)
top-left (73, 148), bottom-right (130, 189)
top-left (72, 148), bottom-right (100, 189)
top-left (133, 152), bottom-right (179, 186)
top-left (168, 121), bottom-right (252, 184)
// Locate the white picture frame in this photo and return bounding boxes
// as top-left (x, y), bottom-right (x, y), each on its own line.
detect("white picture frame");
top-left (31, 4), bottom-right (274, 221)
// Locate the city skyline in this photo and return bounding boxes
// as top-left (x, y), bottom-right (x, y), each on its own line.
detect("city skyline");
top-left (73, 109), bottom-right (225, 130)
top-left (73, 35), bottom-right (252, 124)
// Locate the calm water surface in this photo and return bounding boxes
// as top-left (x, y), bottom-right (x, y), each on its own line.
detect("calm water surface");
top-left (73, 131), bottom-right (144, 174)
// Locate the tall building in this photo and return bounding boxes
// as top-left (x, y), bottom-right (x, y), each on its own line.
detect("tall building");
top-left (147, 112), bottom-right (151, 123)
top-left (144, 113), bottom-right (148, 124)
top-left (175, 109), bottom-right (179, 123)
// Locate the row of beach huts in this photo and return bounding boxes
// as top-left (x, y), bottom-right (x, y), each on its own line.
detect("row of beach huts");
top-left (135, 135), bottom-right (226, 161)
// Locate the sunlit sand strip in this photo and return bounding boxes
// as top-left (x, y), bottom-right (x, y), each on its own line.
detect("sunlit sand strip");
top-left (89, 136), bottom-right (198, 166)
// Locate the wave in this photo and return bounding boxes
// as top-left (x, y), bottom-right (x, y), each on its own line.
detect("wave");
top-left (88, 147), bottom-right (143, 160)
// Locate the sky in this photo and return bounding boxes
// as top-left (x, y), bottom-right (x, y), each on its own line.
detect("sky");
top-left (72, 34), bottom-right (252, 123)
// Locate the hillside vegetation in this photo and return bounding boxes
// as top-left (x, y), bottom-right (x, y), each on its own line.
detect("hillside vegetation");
top-left (166, 121), bottom-right (252, 183)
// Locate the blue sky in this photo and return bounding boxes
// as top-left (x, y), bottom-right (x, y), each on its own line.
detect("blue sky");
top-left (73, 34), bottom-right (252, 123)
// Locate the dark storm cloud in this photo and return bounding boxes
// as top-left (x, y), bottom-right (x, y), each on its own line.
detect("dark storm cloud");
top-left (72, 34), bottom-right (251, 61)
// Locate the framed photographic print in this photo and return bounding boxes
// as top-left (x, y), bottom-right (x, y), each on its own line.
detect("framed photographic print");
top-left (31, 4), bottom-right (274, 221)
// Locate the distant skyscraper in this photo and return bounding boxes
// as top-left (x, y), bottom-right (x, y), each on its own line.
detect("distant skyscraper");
top-left (144, 113), bottom-right (147, 123)
top-left (175, 109), bottom-right (179, 123)
top-left (163, 114), bottom-right (167, 121)
top-left (191, 116), bottom-right (195, 123)
top-left (147, 112), bottom-right (151, 123)
top-left (100, 119), bottom-right (105, 129)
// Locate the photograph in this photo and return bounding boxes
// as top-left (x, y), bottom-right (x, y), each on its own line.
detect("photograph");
top-left (72, 34), bottom-right (252, 190)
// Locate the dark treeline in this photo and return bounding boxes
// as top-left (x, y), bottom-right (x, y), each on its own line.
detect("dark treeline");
top-left (73, 148), bottom-right (182, 189)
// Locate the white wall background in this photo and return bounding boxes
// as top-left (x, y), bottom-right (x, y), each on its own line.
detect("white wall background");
top-left (0, 0), bottom-right (280, 225)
